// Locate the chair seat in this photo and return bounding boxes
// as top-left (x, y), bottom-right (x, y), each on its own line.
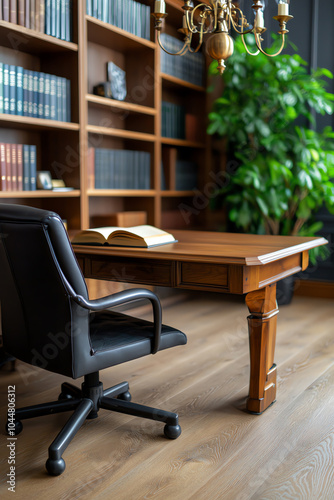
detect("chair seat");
top-left (90, 310), bottom-right (187, 356)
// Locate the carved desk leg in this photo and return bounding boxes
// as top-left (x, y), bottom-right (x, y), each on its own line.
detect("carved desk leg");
top-left (245, 284), bottom-right (279, 414)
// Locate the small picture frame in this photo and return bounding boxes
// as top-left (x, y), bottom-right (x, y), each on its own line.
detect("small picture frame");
top-left (37, 171), bottom-right (53, 190)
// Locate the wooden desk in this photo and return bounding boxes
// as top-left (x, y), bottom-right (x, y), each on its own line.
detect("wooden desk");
top-left (73, 230), bottom-right (327, 414)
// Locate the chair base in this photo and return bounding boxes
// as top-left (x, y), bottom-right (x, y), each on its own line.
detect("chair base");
top-left (6, 372), bottom-right (181, 476)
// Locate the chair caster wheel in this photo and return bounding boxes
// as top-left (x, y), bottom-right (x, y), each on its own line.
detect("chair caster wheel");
top-left (6, 420), bottom-right (23, 436)
top-left (46, 458), bottom-right (66, 476)
top-left (164, 424), bottom-right (181, 440)
top-left (58, 392), bottom-right (73, 401)
top-left (118, 391), bottom-right (132, 402)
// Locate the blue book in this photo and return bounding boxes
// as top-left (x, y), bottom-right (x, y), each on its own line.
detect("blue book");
top-left (29, 145), bottom-right (37, 190)
top-left (66, 78), bottom-right (71, 122)
top-left (50, 75), bottom-right (57, 120)
top-left (44, 74), bottom-right (51, 119)
top-left (86, 0), bottom-right (92, 16)
top-left (55, 0), bottom-right (61, 39)
top-left (56, 77), bottom-right (62, 120)
top-left (38, 73), bottom-right (45, 119)
top-left (3, 64), bottom-right (10, 116)
top-left (23, 70), bottom-right (29, 116)
top-left (61, 0), bottom-right (66, 40)
top-left (65, 0), bottom-right (72, 42)
top-left (92, 0), bottom-right (98, 18)
top-left (23, 145), bottom-right (30, 191)
top-left (9, 65), bottom-right (16, 115)
top-left (32, 72), bottom-right (39, 118)
top-left (27, 70), bottom-right (34, 117)
top-left (102, 0), bottom-right (108, 23)
top-left (0, 63), bottom-right (3, 114)
top-left (97, 0), bottom-right (102, 20)
top-left (51, 0), bottom-right (56, 37)
top-left (16, 67), bottom-right (24, 116)
top-left (45, 0), bottom-right (52, 35)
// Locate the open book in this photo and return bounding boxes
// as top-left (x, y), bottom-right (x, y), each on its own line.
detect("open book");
top-left (71, 225), bottom-right (177, 248)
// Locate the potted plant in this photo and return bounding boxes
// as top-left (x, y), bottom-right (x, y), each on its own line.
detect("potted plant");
top-left (207, 35), bottom-right (334, 303)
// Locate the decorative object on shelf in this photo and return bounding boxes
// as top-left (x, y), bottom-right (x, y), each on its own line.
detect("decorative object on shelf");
top-left (37, 171), bottom-right (53, 190)
top-left (152, 0), bottom-right (293, 74)
top-left (107, 62), bottom-right (127, 101)
top-left (93, 82), bottom-right (114, 99)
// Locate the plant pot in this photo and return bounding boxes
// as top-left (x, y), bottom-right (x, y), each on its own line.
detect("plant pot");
top-left (276, 276), bottom-right (295, 306)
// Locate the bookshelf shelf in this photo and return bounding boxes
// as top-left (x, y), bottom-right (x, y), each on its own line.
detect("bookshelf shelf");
top-left (86, 16), bottom-right (156, 51)
top-left (86, 94), bottom-right (157, 116)
top-left (87, 190), bottom-right (156, 197)
top-left (161, 191), bottom-right (196, 197)
top-left (161, 73), bottom-right (206, 92)
top-left (161, 138), bottom-right (206, 148)
top-left (0, 190), bottom-right (81, 199)
top-left (87, 125), bottom-right (156, 142)
top-left (0, 114), bottom-right (80, 131)
top-left (0, 21), bottom-right (78, 54)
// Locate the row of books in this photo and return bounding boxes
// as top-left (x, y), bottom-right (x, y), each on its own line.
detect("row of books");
top-left (0, 0), bottom-right (72, 41)
top-left (88, 148), bottom-right (151, 190)
top-left (161, 101), bottom-right (186, 140)
top-left (0, 143), bottom-right (37, 191)
top-left (0, 63), bottom-right (71, 121)
top-left (86, 0), bottom-right (150, 41)
top-left (160, 33), bottom-right (205, 87)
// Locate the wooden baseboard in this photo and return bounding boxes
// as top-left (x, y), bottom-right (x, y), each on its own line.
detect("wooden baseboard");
top-left (294, 279), bottom-right (334, 299)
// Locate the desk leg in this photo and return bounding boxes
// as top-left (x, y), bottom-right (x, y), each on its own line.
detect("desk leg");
top-left (245, 284), bottom-right (279, 414)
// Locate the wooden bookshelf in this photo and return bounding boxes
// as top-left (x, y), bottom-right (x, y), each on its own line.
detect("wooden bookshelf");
top-left (0, 0), bottom-right (210, 231)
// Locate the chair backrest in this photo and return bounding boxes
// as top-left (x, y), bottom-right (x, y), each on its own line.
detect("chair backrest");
top-left (0, 204), bottom-right (89, 377)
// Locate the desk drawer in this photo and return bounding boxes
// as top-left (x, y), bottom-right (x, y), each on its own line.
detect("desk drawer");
top-left (89, 257), bottom-right (174, 286)
top-left (178, 262), bottom-right (228, 291)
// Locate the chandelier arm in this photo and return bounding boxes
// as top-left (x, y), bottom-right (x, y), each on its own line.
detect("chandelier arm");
top-left (229, 5), bottom-right (255, 36)
top-left (157, 31), bottom-right (190, 56)
top-left (187, 24), bottom-right (204, 53)
top-left (241, 33), bottom-right (260, 56)
top-left (254, 32), bottom-right (286, 57)
top-left (185, 4), bottom-right (213, 35)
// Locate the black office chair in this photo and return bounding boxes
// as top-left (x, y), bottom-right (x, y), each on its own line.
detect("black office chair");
top-left (0, 204), bottom-right (187, 476)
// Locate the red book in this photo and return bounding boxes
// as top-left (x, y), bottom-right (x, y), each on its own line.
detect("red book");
top-left (5, 143), bottom-right (12, 191)
top-left (16, 144), bottom-right (23, 191)
top-left (17, 0), bottom-right (25, 26)
top-left (10, 0), bottom-right (17, 24)
top-left (0, 143), bottom-right (6, 191)
top-left (11, 144), bottom-right (18, 191)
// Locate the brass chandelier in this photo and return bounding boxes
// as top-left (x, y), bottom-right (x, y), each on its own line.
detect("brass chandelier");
top-left (152, 1), bottom-right (293, 74)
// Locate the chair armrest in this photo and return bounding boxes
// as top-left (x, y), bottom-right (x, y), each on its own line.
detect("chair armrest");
top-left (72, 288), bottom-right (162, 354)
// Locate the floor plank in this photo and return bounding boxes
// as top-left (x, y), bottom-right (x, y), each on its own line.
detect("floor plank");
top-left (0, 294), bottom-right (333, 500)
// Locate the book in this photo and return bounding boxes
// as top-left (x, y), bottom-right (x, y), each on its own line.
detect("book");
top-left (17, 0), bottom-right (24, 26)
top-left (10, 0), bottom-right (17, 24)
top-left (71, 225), bottom-right (177, 248)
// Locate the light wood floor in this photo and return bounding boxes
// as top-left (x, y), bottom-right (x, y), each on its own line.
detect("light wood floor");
top-left (1, 293), bottom-right (334, 500)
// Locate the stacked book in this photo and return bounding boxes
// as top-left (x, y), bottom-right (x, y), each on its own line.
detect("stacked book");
top-left (0, 143), bottom-right (37, 191)
top-left (0, 0), bottom-right (72, 42)
top-left (0, 63), bottom-right (71, 121)
top-left (161, 101), bottom-right (186, 139)
top-left (89, 148), bottom-right (151, 189)
top-left (175, 160), bottom-right (198, 191)
top-left (86, 0), bottom-right (151, 40)
top-left (160, 33), bottom-right (205, 87)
